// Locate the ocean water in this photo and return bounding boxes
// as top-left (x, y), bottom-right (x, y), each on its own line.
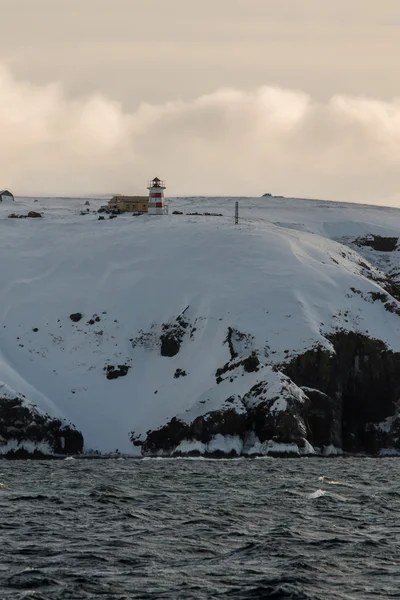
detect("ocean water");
top-left (0, 458), bottom-right (399, 599)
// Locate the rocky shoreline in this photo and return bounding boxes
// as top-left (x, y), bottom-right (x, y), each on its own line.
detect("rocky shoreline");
top-left (3, 327), bottom-right (400, 459)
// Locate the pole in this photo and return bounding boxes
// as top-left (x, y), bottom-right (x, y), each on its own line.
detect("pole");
top-left (235, 201), bottom-right (239, 225)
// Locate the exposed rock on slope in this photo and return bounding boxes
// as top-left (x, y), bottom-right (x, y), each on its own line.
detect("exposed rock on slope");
top-left (139, 363), bottom-right (314, 457)
top-left (140, 329), bottom-right (400, 457)
top-left (285, 332), bottom-right (400, 454)
top-left (354, 235), bottom-right (399, 253)
top-left (142, 396), bottom-right (248, 458)
top-left (0, 383), bottom-right (83, 458)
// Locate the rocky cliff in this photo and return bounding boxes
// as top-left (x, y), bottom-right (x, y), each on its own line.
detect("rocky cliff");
top-left (0, 383), bottom-right (83, 458)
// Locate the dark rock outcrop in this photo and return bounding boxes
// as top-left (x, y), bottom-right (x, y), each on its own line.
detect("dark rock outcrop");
top-left (244, 380), bottom-right (308, 448)
top-left (104, 364), bottom-right (130, 380)
top-left (302, 388), bottom-right (342, 449)
top-left (284, 332), bottom-right (400, 453)
top-left (0, 393), bottom-right (83, 458)
top-left (70, 312), bottom-right (83, 323)
top-left (142, 402), bottom-right (248, 457)
top-left (160, 313), bottom-right (190, 357)
top-left (8, 212), bottom-right (42, 219)
top-left (355, 235), bottom-right (398, 252)
top-left (140, 330), bottom-right (400, 457)
top-left (174, 368), bottom-right (187, 379)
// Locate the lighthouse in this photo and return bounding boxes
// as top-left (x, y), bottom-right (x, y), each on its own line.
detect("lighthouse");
top-left (147, 177), bottom-right (167, 215)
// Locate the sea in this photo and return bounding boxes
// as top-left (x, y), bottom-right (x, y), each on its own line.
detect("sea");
top-left (0, 457), bottom-right (399, 599)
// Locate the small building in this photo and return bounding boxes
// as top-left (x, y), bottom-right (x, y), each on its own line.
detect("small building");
top-left (0, 190), bottom-right (14, 202)
top-left (108, 195), bottom-right (149, 213)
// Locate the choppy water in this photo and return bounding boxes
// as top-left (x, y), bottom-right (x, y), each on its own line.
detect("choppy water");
top-left (1, 458), bottom-right (400, 599)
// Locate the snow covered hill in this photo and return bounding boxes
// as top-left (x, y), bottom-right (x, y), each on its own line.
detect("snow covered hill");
top-left (2, 194), bottom-right (400, 457)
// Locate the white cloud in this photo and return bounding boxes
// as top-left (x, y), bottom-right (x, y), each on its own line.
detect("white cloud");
top-left (0, 63), bottom-right (400, 204)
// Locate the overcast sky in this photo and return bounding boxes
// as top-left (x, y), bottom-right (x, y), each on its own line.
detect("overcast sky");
top-left (1, 0), bottom-right (400, 203)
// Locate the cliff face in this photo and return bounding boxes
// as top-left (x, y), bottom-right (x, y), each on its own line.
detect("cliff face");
top-left (285, 332), bottom-right (400, 454)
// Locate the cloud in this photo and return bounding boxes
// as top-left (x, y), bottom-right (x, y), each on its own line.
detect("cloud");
top-left (0, 63), bottom-right (400, 205)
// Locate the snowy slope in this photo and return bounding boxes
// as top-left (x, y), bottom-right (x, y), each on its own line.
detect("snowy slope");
top-left (1, 194), bottom-right (400, 454)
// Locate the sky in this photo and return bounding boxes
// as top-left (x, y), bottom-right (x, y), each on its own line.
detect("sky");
top-left (1, 0), bottom-right (400, 204)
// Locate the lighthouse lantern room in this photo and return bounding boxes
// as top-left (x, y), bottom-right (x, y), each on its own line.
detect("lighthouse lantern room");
top-left (147, 177), bottom-right (167, 215)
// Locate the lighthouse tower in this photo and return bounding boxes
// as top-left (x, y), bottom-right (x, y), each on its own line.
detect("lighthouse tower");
top-left (147, 177), bottom-right (167, 215)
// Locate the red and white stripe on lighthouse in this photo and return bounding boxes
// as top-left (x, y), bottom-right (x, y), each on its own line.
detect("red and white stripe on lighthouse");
top-left (147, 177), bottom-right (167, 215)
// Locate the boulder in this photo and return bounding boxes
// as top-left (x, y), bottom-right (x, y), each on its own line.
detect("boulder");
top-left (69, 312), bottom-right (83, 323)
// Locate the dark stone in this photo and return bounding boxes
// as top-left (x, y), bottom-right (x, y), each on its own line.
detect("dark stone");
top-left (104, 364), bottom-right (130, 380)
top-left (225, 327), bottom-right (238, 360)
top-left (69, 313), bottom-right (82, 323)
top-left (98, 216), bottom-right (105, 220)
top-left (172, 210), bottom-right (183, 215)
top-left (161, 335), bottom-right (180, 357)
top-left (32, 328), bottom-right (39, 332)
top-left (27, 211), bottom-right (42, 218)
top-left (355, 235), bottom-right (398, 252)
top-left (243, 352), bottom-right (260, 373)
top-left (160, 315), bottom-right (190, 357)
top-left (174, 368), bottom-right (187, 378)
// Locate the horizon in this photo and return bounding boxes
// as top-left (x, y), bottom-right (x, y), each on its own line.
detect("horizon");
top-left (15, 191), bottom-right (400, 212)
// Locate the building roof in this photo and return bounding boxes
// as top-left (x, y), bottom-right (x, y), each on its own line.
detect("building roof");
top-left (0, 190), bottom-right (13, 196)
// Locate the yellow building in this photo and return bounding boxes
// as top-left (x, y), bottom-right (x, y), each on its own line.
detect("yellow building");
top-left (108, 195), bottom-right (149, 213)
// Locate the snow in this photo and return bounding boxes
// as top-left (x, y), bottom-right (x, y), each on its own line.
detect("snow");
top-left (1, 194), bottom-right (400, 454)
top-left (0, 381), bottom-right (27, 401)
top-left (0, 439), bottom-right (53, 455)
top-left (244, 368), bottom-right (308, 412)
top-left (173, 435), bottom-right (244, 456)
top-left (379, 448), bottom-right (400, 456)
top-left (322, 445), bottom-right (343, 457)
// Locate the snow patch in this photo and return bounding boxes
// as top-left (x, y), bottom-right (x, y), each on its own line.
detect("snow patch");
top-left (173, 435), bottom-right (244, 456)
top-left (322, 444), bottom-right (343, 456)
top-left (0, 439), bottom-right (53, 455)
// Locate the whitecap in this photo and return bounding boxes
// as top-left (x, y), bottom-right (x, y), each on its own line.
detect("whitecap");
top-left (308, 489), bottom-right (326, 499)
